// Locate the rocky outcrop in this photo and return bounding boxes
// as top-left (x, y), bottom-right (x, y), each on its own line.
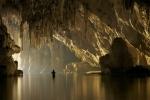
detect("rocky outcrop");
top-left (0, 17), bottom-right (22, 76)
top-left (110, 38), bottom-right (134, 68)
top-left (14, 70), bottom-right (23, 76)
top-left (100, 38), bottom-right (149, 75)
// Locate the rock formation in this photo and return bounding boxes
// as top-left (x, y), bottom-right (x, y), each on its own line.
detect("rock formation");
top-left (100, 38), bottom-right (149, 75)
top-left (0, 0), bottom-right (150, 72)
top-left (0, 17), bottom-right (22, 76)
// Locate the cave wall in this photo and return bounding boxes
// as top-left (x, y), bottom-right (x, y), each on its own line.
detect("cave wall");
top-left (0, 17), bottom-right (21, 75)
top-left (0, 0), bottom-right (150, 68)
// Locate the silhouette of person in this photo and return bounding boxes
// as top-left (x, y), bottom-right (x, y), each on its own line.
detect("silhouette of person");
top-left (51, 69), bottom-right (56, 79)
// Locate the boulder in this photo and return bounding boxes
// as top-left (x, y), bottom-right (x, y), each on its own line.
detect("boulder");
top-left (110, 38), bottom-right (134, 68)
top-left (0, 56), bottom-right (17, 76)
top-left (100, 38), bottom-right (149, 75)
top-left (100, 54), bottom-right (111, 73)
top-left (14, 70), bottom-right (23, 76)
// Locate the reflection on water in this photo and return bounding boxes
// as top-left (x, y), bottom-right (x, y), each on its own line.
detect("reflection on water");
top-left (0, 77), bottom-right (22, 100)
top-left (0, 74), bottom-right (150, 100)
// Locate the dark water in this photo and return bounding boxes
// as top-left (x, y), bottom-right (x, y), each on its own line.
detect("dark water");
top-left (0, 74), bottom-right (150, 100)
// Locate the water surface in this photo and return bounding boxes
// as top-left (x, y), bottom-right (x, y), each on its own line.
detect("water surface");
top-left (0, 74), bottom-right (150, 100)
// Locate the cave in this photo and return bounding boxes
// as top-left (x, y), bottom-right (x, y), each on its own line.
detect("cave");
top-left (0, 0), bottom-right (150, 75)
top-left (0, 1), bottom-right (150, 100)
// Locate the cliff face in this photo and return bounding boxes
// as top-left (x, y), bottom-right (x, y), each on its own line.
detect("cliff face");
top-left (0, 0), bottom-right (150, 70)
top-left (77, 0), bottom-right (150, 65)
top-left (0, 18), bottom-right (21, 76)
top-left (64, 0), bottom-right (150, 66)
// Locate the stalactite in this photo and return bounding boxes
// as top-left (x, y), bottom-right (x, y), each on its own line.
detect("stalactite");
top-left (83, 1), bottom-right (88, 40)
top-left (20, 21), bottom-right (24, 50)
top-left (124, 0), bottom-right (134, 10)
top-left (73, 0), bottom-right (78, 28)
top-left (28, 25), bottom-right (32, 47)
top-left (1, 0), bottom-right (81, 47)
top-left (1, 0), bottom-right (150, 68)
